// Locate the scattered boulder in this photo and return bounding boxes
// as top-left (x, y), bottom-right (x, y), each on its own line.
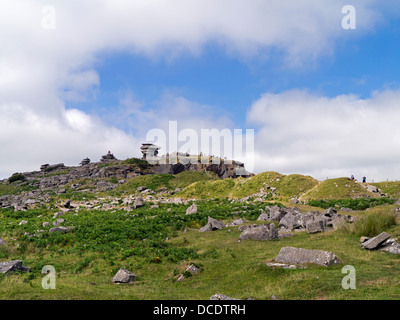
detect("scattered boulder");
top-left (133, 197), bottom-right (144, 209)
top-left (185, 204), bottom-right (197, 215)
top-left (199, 217), bottom-right (225, 232)
top-left (239, 223), bottom-right (278, 241)
top-left (49, 226), bottom-right (70, 234)
top-left (0, 260), bottom-right (31, 274)
top-left (0, 238), bottom-right (6, 246)
top-left (112, 268), bottom-right (136, 283)
top-left (306, 220), bottom-right (325, 234)
top-left (274, 247), bottom-right (342, 267)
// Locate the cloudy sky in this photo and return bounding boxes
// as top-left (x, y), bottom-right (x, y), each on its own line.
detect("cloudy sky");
top-left (1, 0), bottom-right (400, 181)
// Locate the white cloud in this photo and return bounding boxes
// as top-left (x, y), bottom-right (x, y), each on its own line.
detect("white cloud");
top-left (247, 89), bottom-right (400, 181)
top-left (0, 0), bottom-right (397, 178)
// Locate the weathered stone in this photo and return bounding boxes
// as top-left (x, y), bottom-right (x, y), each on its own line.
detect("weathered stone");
top-left (52, 218), bottom-right (65, 226)
top-left (269, 206), bottom-right (287, 221)
top-left (0, 260), bottom-right (30, 274)
top-left (49, 226), bottom-right (69, 234)
top-left (226, 218), bottom-right (247, 227)
top-left (186, 264), bottom-right (199, 275)
top-left (185, 204), bottom-right (197, 215)
top-left (239, 223), bottom-right (278, 241)
top-left (361, 232), bottom-right (392, 250)
top-left (306, 220), bottom-right (325, 234)
top-left (133, 197), bottom-right (144, 208)
top-left (275, 247), bottom-right (341, 267)
top-left (279, 212), bottom-right (302, 230)
top-left (210, 293), bottom-right (241, 300)
top-left (199, 217), bottom-right (225, 232)
top-left (112, 268), bottom-right (136, 283)
top-left (19, 220), bottom-right (28, 225)
top-left (0, 238), bottom-right (6, 246)
top-left (257, 213), bottom-right (269, 221)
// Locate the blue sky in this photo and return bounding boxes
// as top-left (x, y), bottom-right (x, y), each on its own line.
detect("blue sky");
top-left (2, 1), bottom-right (400, 181)
top-left (68, 13), bottom-right (400, 132)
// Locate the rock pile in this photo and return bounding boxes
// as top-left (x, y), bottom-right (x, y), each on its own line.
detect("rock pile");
top-left (262, 206), bottom-right (355, 234)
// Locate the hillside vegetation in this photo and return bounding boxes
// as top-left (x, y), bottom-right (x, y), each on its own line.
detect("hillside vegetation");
top-left (301, 178), bottom-right (379, 201)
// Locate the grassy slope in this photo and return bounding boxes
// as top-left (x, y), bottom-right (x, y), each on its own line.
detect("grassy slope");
top-left (178, 171), bottom-right (319, 200)
top-left (0, 203), bottom-right (399, 300)
top-left (302, 178), bottom-right (378, 201)
top-left (371, 181), bottom-right (400, 199)
top-left (112, 171), bottom-right (218, 195)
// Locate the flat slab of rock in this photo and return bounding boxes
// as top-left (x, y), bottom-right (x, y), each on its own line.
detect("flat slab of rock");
top-left (0, 260), bottom-right (31, 274)
top-left (112, 268), bottom-right (136, 283)
top-left (239, 223), bottom-right (278, 241)
top-left (361, 232), bottom-right (392, 250)
top-left (275, 247), bottom-right (341, 267)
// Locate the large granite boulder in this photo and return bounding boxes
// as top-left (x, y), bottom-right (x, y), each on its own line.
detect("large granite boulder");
top-left (239, 223), bottom-right (278, 241)
top-left (274, 247), bottom-right (342, 267)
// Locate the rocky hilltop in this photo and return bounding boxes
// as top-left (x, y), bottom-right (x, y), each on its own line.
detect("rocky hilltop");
top-left (0, 150), bottom-right (252, 211)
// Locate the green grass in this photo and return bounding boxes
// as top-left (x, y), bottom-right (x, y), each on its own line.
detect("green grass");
top-left (178, 171), bottom-right (318, 200)
top-left (302, 178), bottom-right (378, 201)
top-left (0, 199), bottom-right (399, 300)
top-left (307, 198), bottom-right (395, 211)
top-left (112, 171), bottom-right (218, 195)
top-left (371, 181), bottom-right (400, 199)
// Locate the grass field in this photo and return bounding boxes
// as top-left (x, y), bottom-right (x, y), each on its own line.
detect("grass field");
top-left (1, 196), bottom-right (399, 300)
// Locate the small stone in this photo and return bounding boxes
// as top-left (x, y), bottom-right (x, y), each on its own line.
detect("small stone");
top-left (112, 269), bottom-right (136, 283)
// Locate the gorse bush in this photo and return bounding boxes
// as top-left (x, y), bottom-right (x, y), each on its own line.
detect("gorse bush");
top-left (8, 174), bottom-right (26, 183)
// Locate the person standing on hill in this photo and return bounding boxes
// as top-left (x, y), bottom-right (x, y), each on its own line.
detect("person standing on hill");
top-left (362, 176), bottom-right (366, 183)
top-left (351, 175), bottom-right (355, 181)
